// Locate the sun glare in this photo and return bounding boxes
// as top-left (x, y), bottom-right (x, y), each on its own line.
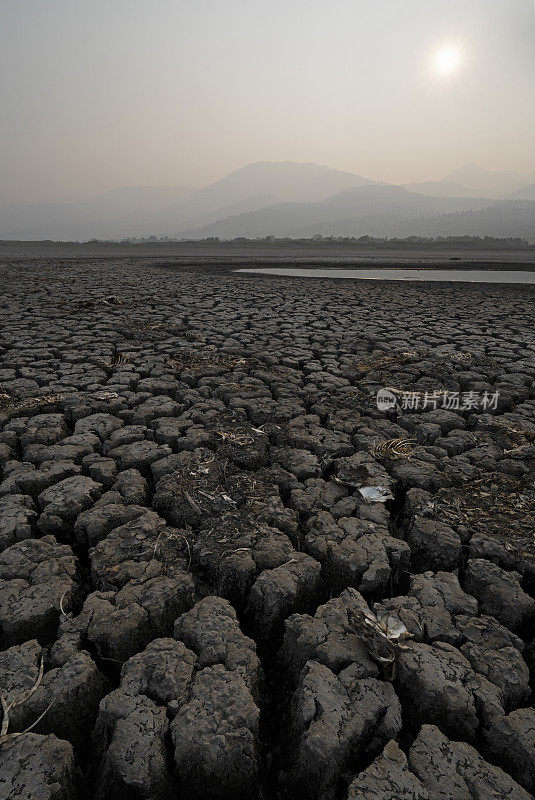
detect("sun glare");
top-left (433, 45), bottom-right (462, 77)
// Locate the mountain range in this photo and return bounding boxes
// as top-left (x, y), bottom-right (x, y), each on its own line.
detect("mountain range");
top-left (1, 161), bottom-right (534, 242)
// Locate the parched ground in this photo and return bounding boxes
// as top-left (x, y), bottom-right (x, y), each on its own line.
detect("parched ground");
top-left (0, 256), bottom-right (534, 800)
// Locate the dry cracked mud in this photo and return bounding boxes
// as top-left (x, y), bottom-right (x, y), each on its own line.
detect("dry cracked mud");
top-left (0, 255), bottom-right (534, 800)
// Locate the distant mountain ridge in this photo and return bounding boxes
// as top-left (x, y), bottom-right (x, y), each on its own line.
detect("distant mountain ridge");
top-left (402, 181), bottom-right (478, 198)
top-left (180, 184), bottom-right (535, 241)
top-left (133, 161), bottom-right (378, 235)
top-left (0, 160), bottom-right (534, 241)
top-left (443, 164), bottom-right (534, 195)
top-left (0, 161), bottom-right (376, 240)
top-left (508, 184), bottom-right (535, 201)
top-left (0, 185), bottom-right (195, 241)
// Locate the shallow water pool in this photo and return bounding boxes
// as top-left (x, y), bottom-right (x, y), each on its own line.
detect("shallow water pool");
top-left (235, 267), bottom-right (535, 284)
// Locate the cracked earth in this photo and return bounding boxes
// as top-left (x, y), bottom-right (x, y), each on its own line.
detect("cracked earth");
top-left (0, 256), bottom-right (534, 800)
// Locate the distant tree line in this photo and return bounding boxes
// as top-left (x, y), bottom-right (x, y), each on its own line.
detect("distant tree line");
top-left (229, 235), bottom-right (532, 249)
top-left (111, 234), bottom-right (533, 250)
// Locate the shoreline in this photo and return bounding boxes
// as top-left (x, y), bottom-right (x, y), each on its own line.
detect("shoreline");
top-left (2, 239), bottom-right (535, 270)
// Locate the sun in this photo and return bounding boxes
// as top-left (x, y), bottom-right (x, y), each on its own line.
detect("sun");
top-left (433, 45), bottom-right (462, 77)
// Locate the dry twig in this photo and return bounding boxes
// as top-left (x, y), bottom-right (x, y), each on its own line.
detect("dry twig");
top-left (0, 655), bottom-right (61, 746)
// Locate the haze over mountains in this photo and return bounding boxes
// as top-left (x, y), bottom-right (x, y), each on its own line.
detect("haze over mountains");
top-left (1, 161), bottom-right (534, 242)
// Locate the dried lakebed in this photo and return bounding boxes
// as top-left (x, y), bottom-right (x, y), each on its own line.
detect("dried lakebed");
top-left (0, 257), bottom-right (534, 800)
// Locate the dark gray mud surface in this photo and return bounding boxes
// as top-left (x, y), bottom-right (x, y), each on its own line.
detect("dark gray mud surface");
top-left (2, 238), bottom-right (535, 268)
top-left (0, 255), bottom-right (534, 800)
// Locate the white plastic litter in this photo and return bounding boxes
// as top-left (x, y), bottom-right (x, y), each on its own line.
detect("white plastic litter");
top-left (358, 486), bottom-right (393, 503)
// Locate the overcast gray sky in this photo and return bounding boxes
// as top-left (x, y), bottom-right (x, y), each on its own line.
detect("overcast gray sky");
top-left (1, 0), bottom-right (534, 205)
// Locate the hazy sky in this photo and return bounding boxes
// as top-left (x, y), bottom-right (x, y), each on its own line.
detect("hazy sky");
top-left (1, 0), bottom-right (534, 205)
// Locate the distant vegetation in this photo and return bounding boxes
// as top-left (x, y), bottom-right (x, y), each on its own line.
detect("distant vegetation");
top-left (116, 234), bottom-right (533, 250)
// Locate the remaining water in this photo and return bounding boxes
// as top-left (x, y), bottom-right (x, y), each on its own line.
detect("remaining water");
top-left (235, 267), bottom-right (535, 284)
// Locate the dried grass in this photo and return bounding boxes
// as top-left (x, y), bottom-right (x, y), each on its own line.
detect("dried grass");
top-left (353, 351), bottom-right (421, 373)
top-left (372, 438), bottom-right (417, 459)
top-left (432, 472), bottom-right (535, 546)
